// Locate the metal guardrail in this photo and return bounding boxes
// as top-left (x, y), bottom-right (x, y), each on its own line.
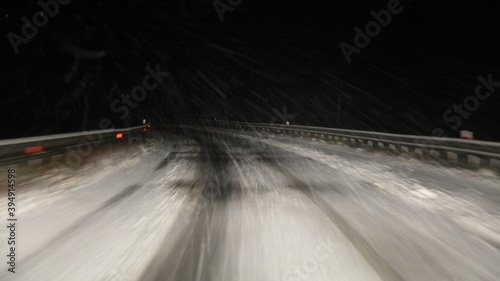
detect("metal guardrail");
top-left (169, 120), bottom-right (500, 169)
top-left (0, 124), bottom-right (150, 165)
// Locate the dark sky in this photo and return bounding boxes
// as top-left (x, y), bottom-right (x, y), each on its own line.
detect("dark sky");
top-left (1, 0), bottom-right (499, 140)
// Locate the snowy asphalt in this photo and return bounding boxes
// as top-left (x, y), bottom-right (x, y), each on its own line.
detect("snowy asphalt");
top-left (1, 128), bottom-right (500, 281)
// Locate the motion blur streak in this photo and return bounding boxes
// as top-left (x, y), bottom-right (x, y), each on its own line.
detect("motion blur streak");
top-left (1, 128), bottom-right (499, 281)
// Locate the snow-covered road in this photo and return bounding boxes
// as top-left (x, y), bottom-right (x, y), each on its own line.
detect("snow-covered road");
top-left (1, 128), bottom-right (499, 281)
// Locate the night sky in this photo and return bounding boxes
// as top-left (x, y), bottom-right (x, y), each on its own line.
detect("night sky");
top-left (1, 0), bottom-right (499, 140)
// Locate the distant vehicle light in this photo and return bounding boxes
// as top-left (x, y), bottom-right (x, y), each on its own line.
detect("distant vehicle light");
top-left (116, 133), bottom-right (123, 138)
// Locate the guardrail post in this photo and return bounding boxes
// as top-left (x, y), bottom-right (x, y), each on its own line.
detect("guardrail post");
top-left (429, 149), bottom-right (441, 158)
top-left (467, 155), bottom-right (481, 166)
top-left (51, 154), bottom-right (63, 163)
top-left (414, 148), bottom-right (423, 156)
top-left (447, 152), bottom-right (458, 162)
top-left (28, 158), bottom-right (44, 167)
top-left (456, 153), bottom-right (468, 164)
